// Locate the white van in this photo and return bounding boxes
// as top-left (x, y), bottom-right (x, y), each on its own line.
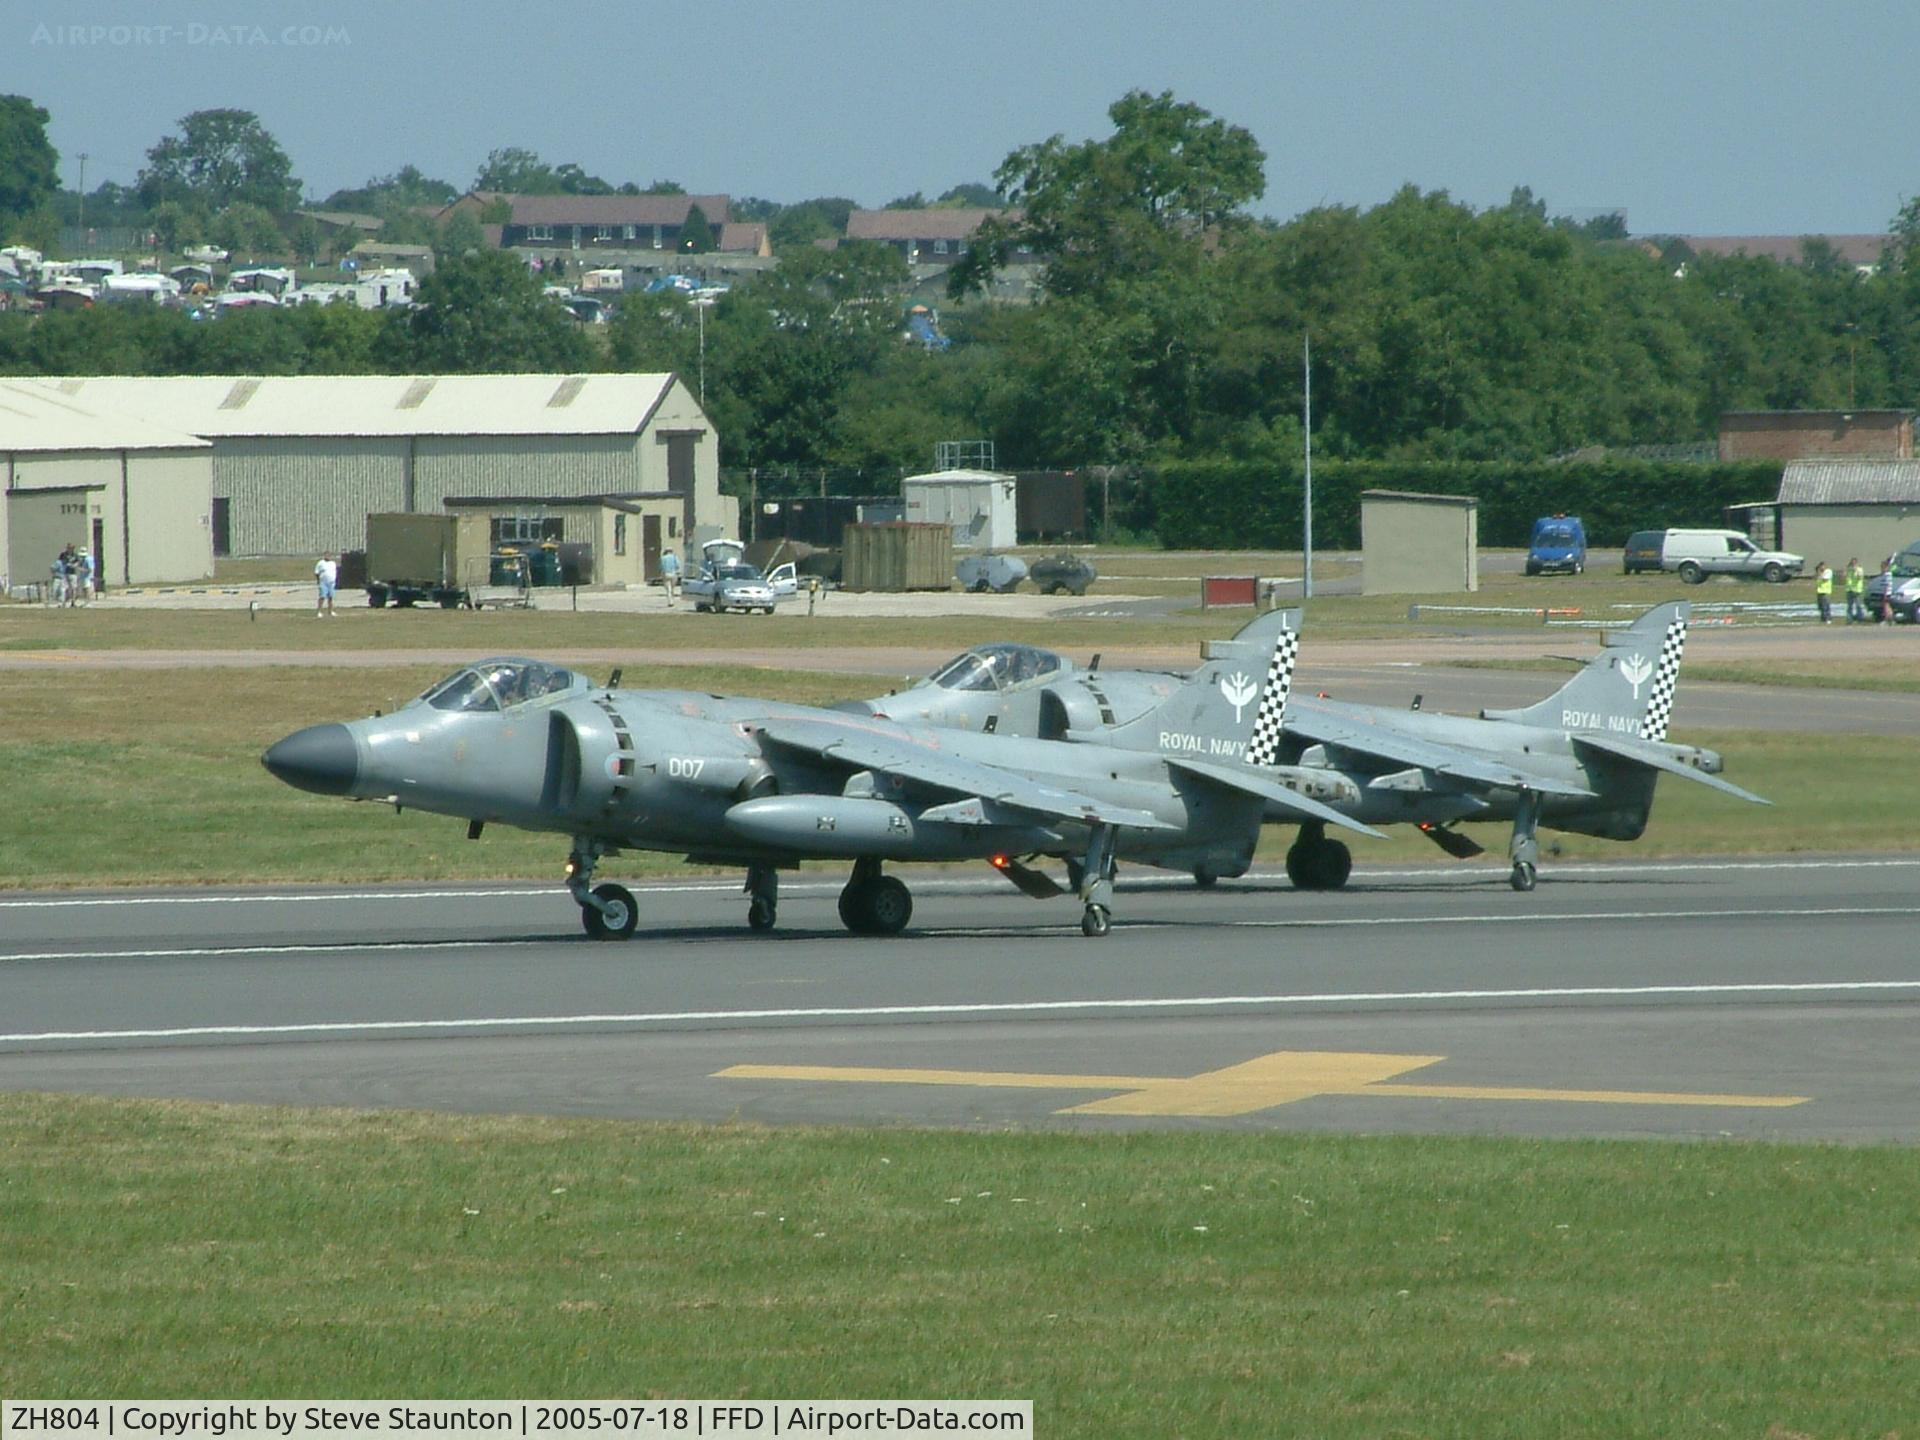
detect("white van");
top-left (1660, 529), bottom-right (1803, 585)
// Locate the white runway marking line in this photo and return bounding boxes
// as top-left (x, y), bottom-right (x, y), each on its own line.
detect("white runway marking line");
top-left (3, 979), bottom-right (1920, 1047)
top-left (8, 905), bottom-right (1919, 965)
top-left (0, 856), bottom-right (1916, 911)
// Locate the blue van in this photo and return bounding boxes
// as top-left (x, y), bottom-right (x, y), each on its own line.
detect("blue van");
top-left (1526, 515), bottom-right (1587, 575)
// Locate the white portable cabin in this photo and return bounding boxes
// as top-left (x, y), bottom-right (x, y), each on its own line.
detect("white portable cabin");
top-left (901, 468), bottom-right (1018, 551)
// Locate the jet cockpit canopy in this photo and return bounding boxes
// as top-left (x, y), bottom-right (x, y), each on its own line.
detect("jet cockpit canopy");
top-left (926, 643), bottom-right (1068, 693)
top-left (419, 658), bottom-right (588, 713)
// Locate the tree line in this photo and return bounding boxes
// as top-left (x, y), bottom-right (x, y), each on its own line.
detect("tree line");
top-left (5, 90), bottom-right (1920, 496)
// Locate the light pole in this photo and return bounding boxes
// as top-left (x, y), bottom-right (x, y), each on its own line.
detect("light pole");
top-left (692, 293), bottom-right (715, 408)
top-left (1302, 331), bottom-right (1313, 600)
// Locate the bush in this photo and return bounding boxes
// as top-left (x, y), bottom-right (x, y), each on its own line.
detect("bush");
top-left (1146, 458), bottom-right (1785, 549)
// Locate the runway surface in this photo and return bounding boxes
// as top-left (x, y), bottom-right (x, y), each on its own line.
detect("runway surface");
top-left (3, 856), bottom-right (1916, 1142)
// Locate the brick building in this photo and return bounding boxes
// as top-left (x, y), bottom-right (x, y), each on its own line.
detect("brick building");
top-left (1718, 410), bottom-right (1915, 463)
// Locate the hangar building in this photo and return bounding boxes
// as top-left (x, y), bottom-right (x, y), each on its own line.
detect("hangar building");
top-left (1, 381), bottom-right (214, 592)
top-left (22, 373), bottom-right (728, 560)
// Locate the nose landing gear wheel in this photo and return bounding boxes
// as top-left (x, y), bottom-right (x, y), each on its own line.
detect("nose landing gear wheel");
top-left (1510, 862), bottom-right (1537, 893)
top-left (1081, 905), bottom-right (1112, 938)
top-left (747, 897), bottom-right (777, 931)
top-left (581, 882), bottom-right (639, 940)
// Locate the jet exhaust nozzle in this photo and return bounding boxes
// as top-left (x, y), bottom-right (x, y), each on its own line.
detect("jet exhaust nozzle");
top-left (263, 723), bottom-right (361, 796)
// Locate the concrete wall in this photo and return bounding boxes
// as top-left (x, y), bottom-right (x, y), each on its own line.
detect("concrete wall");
top-left (1361, 491), bottom-right (1479, 596)
top-left (1780, 504), bottom-right (1920, 568)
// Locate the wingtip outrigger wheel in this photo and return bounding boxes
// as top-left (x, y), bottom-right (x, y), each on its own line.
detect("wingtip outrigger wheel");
top-left (1507, 791), bottom-right (1543, 894)
top-left (1076, 823), bottom-right (1118, 939)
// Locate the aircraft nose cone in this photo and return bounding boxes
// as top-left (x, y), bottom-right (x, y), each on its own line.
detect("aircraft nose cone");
top-left (262, 723), bottom-right (360, 796)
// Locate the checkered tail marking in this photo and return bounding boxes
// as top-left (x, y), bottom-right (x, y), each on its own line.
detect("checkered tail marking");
top-left (1245, 627), bottom-right (1298, 767)
top-left (1639, 616), bottom-right (1686, 742)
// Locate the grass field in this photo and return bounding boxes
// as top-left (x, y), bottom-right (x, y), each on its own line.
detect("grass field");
top-left (3, 564), bottom-right (1912, 1427)
top-left (0, 664), bottom-right (1913, 889)
top-left (4, 1093), bottom-right (1916, 1436)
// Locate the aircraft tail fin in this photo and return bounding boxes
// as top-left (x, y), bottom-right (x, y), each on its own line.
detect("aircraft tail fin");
top-left (1104, 608), bottom-right (1299, 763)
top-left (1482, 602), bottom-right (1688, 741)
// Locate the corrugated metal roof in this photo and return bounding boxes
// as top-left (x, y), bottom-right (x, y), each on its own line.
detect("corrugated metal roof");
top-left (1778, 459), bottom-right (1920, 504)
top-left (20, 374), bottom-right (681, 438)
top-left (0, 381), bottom-right (211, 453)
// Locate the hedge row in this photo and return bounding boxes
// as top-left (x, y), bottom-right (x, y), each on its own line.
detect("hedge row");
top-left (1138, 459), bottom-right (1787, 550)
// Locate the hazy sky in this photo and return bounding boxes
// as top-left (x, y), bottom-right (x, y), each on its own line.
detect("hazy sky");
top-left (14, 0), bottom-right (1916, 236)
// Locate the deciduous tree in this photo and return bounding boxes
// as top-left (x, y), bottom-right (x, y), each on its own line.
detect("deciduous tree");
top-left (0, 95), bottom-right (58, 221)
top-left (138, 109), bottom-right (302, 212)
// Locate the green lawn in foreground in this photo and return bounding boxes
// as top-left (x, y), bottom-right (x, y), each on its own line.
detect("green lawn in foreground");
top-left (3, 1094), bottom-right (1915, 1437)
top-left (0, 665), bottom-right (1912, 889)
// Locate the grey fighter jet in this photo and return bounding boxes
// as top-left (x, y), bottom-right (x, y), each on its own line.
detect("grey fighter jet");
top-left (261, 618), bottom-right (1378, 940)
top-left (860, 602), bottom-right (1766, 892)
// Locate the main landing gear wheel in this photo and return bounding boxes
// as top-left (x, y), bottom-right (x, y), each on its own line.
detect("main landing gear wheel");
top-left (745, 865), bottom-right (779, 932)
top-left (581, 882), bottom-right (639, 940)
top-left (1510, 862), bottom-right (1537, 893)
top-left (1081, 904), bottom-right (1112, 938)
top-left (1192, 869), bottom-right (1218, 890)
top-left (839, 875), bottom-right (912, 936)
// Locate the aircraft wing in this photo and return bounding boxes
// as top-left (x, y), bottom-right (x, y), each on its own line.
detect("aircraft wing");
top-left (1287, 705), bottom-right (1597, 800)
top-left (1570, 732), bottom-right (1771, 804)
top-left (754, 717), bottom-right (1176, 831)
top-left (1165, 757), bottom-right (1383, 838)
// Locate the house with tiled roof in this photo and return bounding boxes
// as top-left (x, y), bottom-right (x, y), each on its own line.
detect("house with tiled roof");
top-left (441, 192), bottom-right (733, 253)
top-left (716, 221), bottom-right (770, 257)
top-left (1673, 234), bottom-right (1890, 273)
top-left (844, 207), bottom-right (1028, 265)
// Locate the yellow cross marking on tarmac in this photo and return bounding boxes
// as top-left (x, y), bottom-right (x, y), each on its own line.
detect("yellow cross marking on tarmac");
top-left (716, 1051), bottom-right (1808, 1118)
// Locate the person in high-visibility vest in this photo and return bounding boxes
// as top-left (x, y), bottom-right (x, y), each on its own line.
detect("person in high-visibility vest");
top-left (1813, 561), bottom-right (1834, 624)
top-left (1845, 557), bottom-right (1867, 622)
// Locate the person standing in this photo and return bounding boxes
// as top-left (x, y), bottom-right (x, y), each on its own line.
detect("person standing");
top-left (658, 546), bottom-right (680, 607)
top-left (1813, 561), bottom-right (1834, 624)
top-left (1879, 557), bottom-right (1897, 623)
top-left (314, 552), bottom-right (338, 618)
top-left (1845, 557), bottom-right (1867, 623)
